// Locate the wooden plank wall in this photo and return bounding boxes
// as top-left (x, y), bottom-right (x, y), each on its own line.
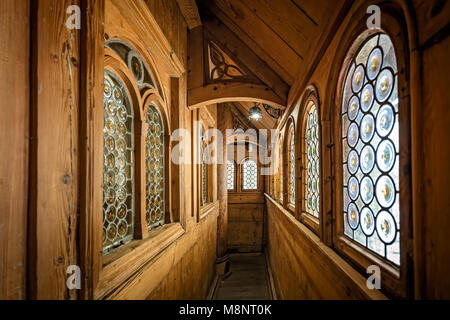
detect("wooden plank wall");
top-left (28, 0), bottom-right (80, 300)
top-left (228, 194), bottom-right (265, 253)
top-left (266, 197), bottom-right (386, 299)
top-left (0, 0), bottom-right (219, 300)
top-left (0, 0), bottom-right (30, 300)
top-left (102, 0), bottom-right (218, 300)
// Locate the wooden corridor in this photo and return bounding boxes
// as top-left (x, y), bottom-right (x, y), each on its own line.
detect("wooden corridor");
top-left (1, 0), bottom-right (449, 301)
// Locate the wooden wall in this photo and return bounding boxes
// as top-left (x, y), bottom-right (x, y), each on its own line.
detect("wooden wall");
top-left (266, 197), bottom-right (386, 299)
top-left (0, 0), bottom-right (30, 300)
top-left (228, 193), bottom-right (264, 253)
top-left (0, 0), bottom-right (219, 300)
top-left (266, 0), bottom-right (450, 300)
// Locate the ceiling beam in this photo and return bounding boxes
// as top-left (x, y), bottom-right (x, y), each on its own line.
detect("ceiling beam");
top-left (203, 14), bottom-right (289, 101)
top-left (201, 0), bottom-right (295, 85)
top-left (188, 82), bottom-right (286, 110)
top-left (176, 0), bottom-right (202, 29)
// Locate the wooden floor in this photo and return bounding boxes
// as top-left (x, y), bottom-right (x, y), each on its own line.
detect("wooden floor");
top-left (215, 253), bottom-right (271, 300)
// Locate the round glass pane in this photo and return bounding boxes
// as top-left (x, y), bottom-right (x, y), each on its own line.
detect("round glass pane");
top-left (360, 114), bottom-right (375, 143)
top-left (348, 176), bottom-right (359, 201)
top-left (348, 96), bottom-right (360, 121)
top-left (377, 140), bottom-right (396, 172)
top-left (361, 176), bottom-right (374, 204)
top-left (367, 48), bottom-right (383, 80)
top-left (347, 150), bottom-right (359, 175)
top-left (352, 65), bottom-right (365, 93)
top-left (376, 175), bottom-right (396, 208)
top-left (360, 145), bottom-right (375, 174)
top-left (376, 104), bottom-right (395, 137)
top-left (361, 207), bottom-right (375, 236)
top-left (376, 69), bottom-right (394, 102)
top-left (347, 123), bottom-right (359, 148)
top-left (376, 211), bottom-right (397, 244)
top-left (361, 84), bottom-right (374, 112)
top-left (347, 202), bottom-right (360, 230)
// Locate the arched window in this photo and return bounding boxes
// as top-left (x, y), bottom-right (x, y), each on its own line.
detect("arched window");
top-left (200, 125), bottom-right (209, 206)
top-left (278, 137), bottom-right (283, 202)
top-left (146, 104), bottom-right (165, 230)
top-left (103, 71), bottom-right (134, 251)
top-left (287, 124), bottom-right (295, 206)
top-left (340, 33), bottom-right (401, 266)
top-left (303, 101), bottom-right (320, 220)
top-left (242, 159), bottom-right (258, 190)
top-left (227, 160), bottom-right (235, 190)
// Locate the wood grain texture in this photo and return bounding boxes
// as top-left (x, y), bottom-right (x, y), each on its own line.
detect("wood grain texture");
top-left (0, 0), bottom-right (30, 300)
top-left (265, 195), bottom-right (387, 300)
top-left (29, 0), bottom-right (80, 300)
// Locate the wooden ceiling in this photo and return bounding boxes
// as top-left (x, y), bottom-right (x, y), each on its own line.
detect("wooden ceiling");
top-left (198, 0), bottom-right (349, 86)
top-left (192, 0), bottom-right (350, 129)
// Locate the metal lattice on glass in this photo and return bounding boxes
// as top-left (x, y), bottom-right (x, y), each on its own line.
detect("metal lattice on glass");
top-left (103, 71), bottom-right (134, 252)
top-left (304, 103), bottom-right (320, 218)
top-left (146, 104), bottom-right (165, 230)
top-left (227, 161), bottom-right (235, 190)
top-left (288, 126), bottom-right (295, 205)
top-left (341, 33), bottom-right (400, 265)
top-left (243, 160), bottom-right (258, 190)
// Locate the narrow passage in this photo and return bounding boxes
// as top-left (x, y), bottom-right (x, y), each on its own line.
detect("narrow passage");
top-left (215, 253), bottom-right (272, 300)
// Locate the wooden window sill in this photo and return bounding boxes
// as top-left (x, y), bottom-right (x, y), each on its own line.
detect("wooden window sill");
top-left (264, 193), bottom-right (388, 300)
top-left (95, 222), bottom-right (185, 299)
top-left (199, 200), bottom-right (218, 220)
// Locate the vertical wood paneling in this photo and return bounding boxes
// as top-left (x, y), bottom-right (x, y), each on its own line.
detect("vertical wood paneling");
top-left (29, 0), bottom-right (80, 299)
top-left (0, 0), bottom-right (30, 300)
top-left (79, 0), bottom-right (105, 299)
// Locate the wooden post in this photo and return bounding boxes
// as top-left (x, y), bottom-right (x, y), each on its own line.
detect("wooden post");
top-left (216, 103), bottom-right (231, 277)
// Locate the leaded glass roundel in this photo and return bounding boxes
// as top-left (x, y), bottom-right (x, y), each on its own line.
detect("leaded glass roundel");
top-left (146, 104), bottom-right (165, 230)
top-left (288, 125), bottom-right (295, 205)
top-left (103, 71), bottom-right (134, 252)
top-left (341, 33), bottom-right (400, 265)
top-left (243, 160), bottom-right (258, 190)
top-left (227, 161), bottom-right (235, 190)
top-left (304, 103), bottom-right (320, 218)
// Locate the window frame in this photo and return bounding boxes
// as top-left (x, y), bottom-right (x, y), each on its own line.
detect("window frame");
top-left (283, 117), bottom-right (296, 213)
top-left (88, 41), bottom-right (184, 299)
top-left (226, 160), bottom-right (237, 192)
top-left (299, 93), bottom-right (321, 234)
top-left (241, 158), bottom-right (259, 191)
top-left (332, 24), bottom-right (413, 299)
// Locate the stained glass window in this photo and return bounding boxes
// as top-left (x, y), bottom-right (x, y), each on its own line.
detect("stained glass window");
top-left (202, 147), bottom-right (208, 204)
top-left (288, 125), bottom-right (295, 205)
top-left (227, 160), bottom-right (235, 190)
top-left (201, 126), bottom-right (209, 205)
top-left (341, 33), bottom-right (400, 265)
top-left (103, 71), bottom-right (134, 252)
top-left (243, 160), bottom-right (258, 190)
top-left (146, 104), bottom-right (165, 230)
top-left (304, 103), bottom-right (320, 218)
top-left (279, 139), bottom-right (283, 201)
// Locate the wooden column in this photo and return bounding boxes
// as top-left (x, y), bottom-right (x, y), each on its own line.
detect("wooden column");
top-left (216, 104), bottom-right (232, 276)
